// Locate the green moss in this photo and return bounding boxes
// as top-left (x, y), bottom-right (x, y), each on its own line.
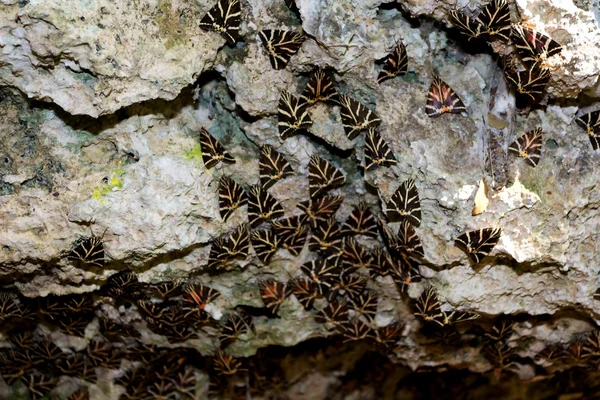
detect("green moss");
top-left (91, 165), bottom-right (126, 202)
top-left (155, 0), bottom-right (186, 50)
top-left (184, 143), bottom-right (204, 164)
top-left (402, 71), bottom-right (422, 84)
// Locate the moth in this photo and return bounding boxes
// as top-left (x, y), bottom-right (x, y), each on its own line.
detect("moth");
top-left (348, 290), bottom-right (379, 322)
top-left (282, 222), bottom-right (309, 257)
top-left (340, 201), bottom-right (378, 239)
top-left (342, 317), bottom-right (372, 342)
top-left (376, 216), bottom-right (401, 254)
top-left (308, 154), bottom-right (346, 199)
top-left (330, 270), bottom-right (368, 299)
top-left (198, 128), bottom-right (236, 169)
top-left (512, 25), bottom-right (562, 67)
top-left (183, 283), bottom-right (221, 310)
top-left (508, 127), bottom-right (543, 167)
top-left (371, 247), bottom-right (394, 278)
top-left (414, 286), bottom-right (444, 324)
top-left (583, 330), bottom-right (600, 358)
top-left (364, 128), bottom-right (397, 171)
top-left (222, 223), bottom-right (250, 260)
top-left (289, 277), bottom-right (319, 310)
top-left (147, 280), bottom-right (183, 299)
top-left (199, 0), bottom-right (242, 44)
top-left (220, 311), bottom-right (254, 346)
top-left (425, 76), bottom-right (467, 117)
top-left (338, 94), bottom-right (382, 140)
top-left (316, 300), bottom-right (348, 326)
top-left (219, 176), bottom-right (247, 222)
top-left (0, 293), bottom-right (26, 322)
top-left (396, 220), bottom-right (425, 258)
top-left (258, 279), bottom-right (289, 314)
top-left (342, 237), bottom-right (374, 270)
top-left (259, 144), bottom-right (294, 189)
top-left (300, 259), bottom-right (340, 295)
top-left (455, 227), bottom-right (502, 263)
top-left (449, 10), bottom-right (485, 41)
top-left (389, 253), bottom-right (422, 292)
top-left (213, 349), bottom-right (244, 376)
top-left (377, 41), bottom-right (408, 84)
top-left (250, 229), bottom-right (280, 264)
top-left (102, 269), bottom-right (145, 300)
top-left (385, 179), bottom-right (421, 227)
top-left (207, 237), bottom-right (230, 269)
top-left (483, 342), bottom-right (517, 378)
top-left (476, 0), bottom-right (512, 42)
top-left (503, 63), bottom-right (551, 108)
top-left (258, 30), bottom-right (305, 70)
top-left (575, 111), bottom-right (600, 150)
top-left (297, 195), bottom-right (344, 229)
top-left (301, 69), bottom-right (339, 106)
top-left (68, 229), bottom-right (107, 268)
top-left (372, 321), bottom-right (404, 348)
top-left (309, 217), bottom-right (343, 253)
top-left (247, 185), bottom-right (285, 228)
top-left (485, 317), bottom-right (514, 343)
top-left (278, 91), bottom-right (313, 140)
top-left (22, 372), bottom-right (57, 400)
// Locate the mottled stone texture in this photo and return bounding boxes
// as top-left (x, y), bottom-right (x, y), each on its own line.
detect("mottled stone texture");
top-left (1, 0), bottom-right (600, 398)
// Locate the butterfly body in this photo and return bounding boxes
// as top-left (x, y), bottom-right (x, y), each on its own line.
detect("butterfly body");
top-left (425, 77), bottom-right (466, 117)
top-left (508, 128), bottom-right (543, 167)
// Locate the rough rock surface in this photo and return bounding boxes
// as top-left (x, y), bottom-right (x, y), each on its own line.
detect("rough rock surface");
top-left (1, 0), bottom-right (600, 399)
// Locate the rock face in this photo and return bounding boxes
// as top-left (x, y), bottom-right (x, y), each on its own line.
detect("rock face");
top-left (1, 0), bottom-right (600, 399)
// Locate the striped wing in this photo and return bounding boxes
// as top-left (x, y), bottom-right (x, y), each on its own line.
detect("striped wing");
top-left (338, 94), bottom-right (381, 140)
top-left (308, 155), bottom-right (346, 199)
top-left (385, 179), bottom-right (421, 227)
top-left (425, 76), bottom-right (466, 117)
top-left (218, 176), bottom-right (247, 222)
top-left (259, 144), bottom-right (294, 189)
top-left (377, 41), bottom-right (408, 84)
top-left (455, 227), bottom-right (502, 263)
top-left (364, 128), bottom-right (397, 171)
top-left (277, 91), bottom-right (313, 140)
top-left (199, 0), bottom-right (242, 44)
top-left (198, 128), bottom-right (235, 169)
top-left (247, 185), bottom-right (285, 228)
top-left (508, 127), bottom-right (543, 167)
top-left (258, 30), bottom-right (305, 70)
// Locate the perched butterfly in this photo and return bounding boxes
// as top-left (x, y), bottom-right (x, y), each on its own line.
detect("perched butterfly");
top-left (257, 279), bottom-right (289, 314)
top-left (247, 185), bottom-right (285, 228)
top-left (455, 227), bottom-right (502, 263)
top-left (258, 30), bottom-right (305, 70)
top-left (483, 342), bottom-right (517, 377)
top-left (219, 176), bottom-right (247, 222)
top-left (338, 94), bottom-right (382, 140)
top-left (372, 321), bottom-right (404, 348)
top-left (289, 277), bottom-right (319, 310)
top-left (583, 330), bottom-right (600, 358)
top-left (485, 317), bottom-right (514, 343)
top-left (512, 25), bottom-right (562, 67)
top-left (476, 0), bottom-right (512, 42)
top-left (364, 128), bottom-right (397, 171)
top-left (183, 283), bottom-right (221, 310)
top-left (207, 237), bottom-right (230, 269)
top-left (332, 270), bottom-right (368, 299)
top-left (341, 201), bottom-right (378, 238)
top-left (425, 76), bottom-right (467, 117)
top-left (250, 229), bottom-right (280, 264)
top-left (213, 349), bottom-right (244, 376)
top-left (342, 237), bottom-right (374, 270)
top-left (301, 69), bottom-right (339, 106)
top-left (297, 195), bottom-right (344, 228)
top-left (370, 247), bottom-right (394, 278)
top-left (575, 111), bottom-right (600, 150)
top-left (309, 217), bottom-right (343, 253)
top-left (300, 259), bottom-right (340, 295)
top-left (259, 144), bottom-right (294, 189)
top-left (503, 63), bottom-right (551, 108)
top-left (68, 230), bottom-right (107, 268)
top-left (341, 317), bottom-right (372, 342)
top-left (437, 307), bottom-right (480, 327)
top-left (22, 372), bottom-right (57, 400)
top-left (220, 311), bottom-right (253, 346)
top-left (272, 215), bottom-right (307, 243)
top-left (508, 127), bottom-right (543, 167)
top-left (385, 179), bottom-right (421, 227)
top-left (414, 287), bottom-right (444, 325)
top-left (199, 0), bottom-right (242, 44)
top-left (198, 128), bottom-right (236, 169)
top-left (396, 220), bottom-right (425, 258)
top-left (377, 41), bottom-right (408, 84)
top-left (348, 290), bottom-right (378, 322)
top-left (316, 300), bottom-right (348, 326)
top-left (101, 269), bottom-right (145, 299)
top-left (308, 155), bottom-right (346, 199)
top-left (147, 280), bottom-right (183, 299)
top-left (449, 10), bottom-right (485, 41)
top-left (278, 91), bottom-right (313, 140)
top-left (389, 253), bottom-right (422, 292)
top-left (223, 223), bottom-right (250, 260)
top-left (376, 216), bottom-right (401, 253)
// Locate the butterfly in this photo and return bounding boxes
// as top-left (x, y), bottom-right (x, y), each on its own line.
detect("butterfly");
top-left (364, 128), bottom-right (397, 171)
top-left (476, 0), bottom-right (512, 41)
top-left (370, 247), bottom-right (394, 278)
top-left (280, 224), bottom-right (308, 256)
top-left (455, 227), bottom-right (502, 263)
top-left (341, 317), bottom-right (372, 342)
top-left (372, 321), bottom-right (404, 348)
top-left (338, 94), bottom-right (382, 140)
top-left (247, 185), bottom-right (285, 228)
top-left (297, 195), bottom-right (344, 228)
top-left (259, 144), bottom-right (294, 189)
top-left (198, 128), bottom-right (236, 169)
top-left (426, 76), bottom-right (467, 117)
top-left (341, 201), bottom-right (378, 238)
top-left (219, 176), bottom-right (247, 222)
top-left (377, 41), bottom-right (408, 84)
top-left (220, 311), bottom-right (254, 346)
top-left (331, 270), bottom-right (368, 299)
top-left (68, 230), bottom-right (106, 268)
top-left (376, 216), bottom-right (401, 253)
top-left (309, 217), bottom-right (343, 253)
top-left (485, 317), bottom-right (514, 343)
top-left (257, 279), bottom-right (289, 314)
top-left (199, 0), bottom-right (242, 44)
top-left (342, 237), bottom-right (374, 270)
top-left (503, 63), bottom-right (551, 108)
top-left (250, 229), bottom-right (280, 264)
top-left (213, 349), bottom-right (245, 375)
top-left (512, 25), bottom-right (562, 67)
top-left (300, 259), bottom-right (340, 295)
top-left (289, 277), bottom-right (319, 310)
top-left (389, 253), bottom-right (422, 292)
top-left (301, 69), bottom-right (339, 106)
top-left (316, 300), bottom-right (348, 326)
top-left (308, 155), bottom-right (346, 199)
top-left (101, 270), bottom-right (145, 299)
top-left (385, 179), bottom-right (421, 227)
top-left (448, 10), bottom-right (485, 41)
top-left (396, 220), bottom-right (425, 258)
top-left (278, 91), bottom-right (313, 140)
top-left (575, 111), bottom-right (600, 150)
top-left (483, 342), bottom-right (517, 378)
top-left (272, 215), bottom-right (307, 243)
top-left (207, 237), bottom-right (230, 269)
top-left (508, 127), bottom-right (543, 167)
top-left (414, 286), bottom-right (444, 325)
top-left (258, 30), bottom-right (305, 70)
top-left (183, 283), bottom-right (221, 310)
top-left (222, 223), bottom-right (250, 260)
